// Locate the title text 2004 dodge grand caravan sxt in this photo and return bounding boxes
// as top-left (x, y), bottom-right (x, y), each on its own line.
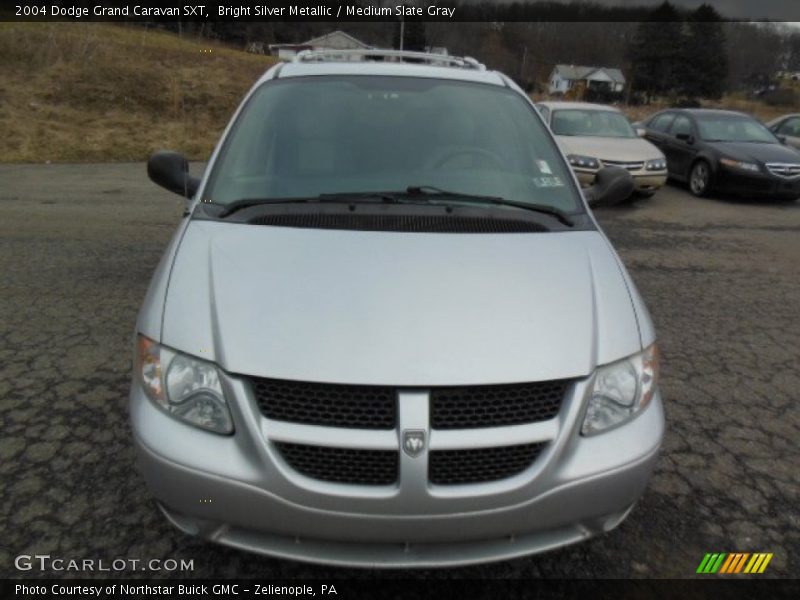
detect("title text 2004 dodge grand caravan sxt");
top-left (131, 50), bottom-right (663, 567)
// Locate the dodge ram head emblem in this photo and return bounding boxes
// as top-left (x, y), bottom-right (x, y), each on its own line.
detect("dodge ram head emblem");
top-left (402, 430), bottom-right (426, 457)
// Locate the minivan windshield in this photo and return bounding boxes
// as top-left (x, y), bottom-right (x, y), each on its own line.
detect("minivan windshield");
top-left (202, 76), bottom-right (582, 213)
top-left (695, 114), bottom-right (778, 143)
top-left (551, 109), bottom-right (636, 138)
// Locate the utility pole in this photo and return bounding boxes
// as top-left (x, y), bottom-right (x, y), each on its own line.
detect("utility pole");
top-left (399, 16), bottom-right (405, 51)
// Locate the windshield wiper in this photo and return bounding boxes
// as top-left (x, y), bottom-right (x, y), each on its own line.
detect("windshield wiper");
top-left (317, 191), bottom-right (415, 203)
top-left (404, 186), bottom-right (574, 227)
top-left (706, 139), bottom-right (772, 144)
top-left (216, 189), bottom-right (574, 227)
top-left (217, 193), bottom-right (404, 218)
top-left (216, 197), bottom-right (310, 218)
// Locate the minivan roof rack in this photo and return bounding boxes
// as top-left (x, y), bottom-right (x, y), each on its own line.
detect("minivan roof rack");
top-left (293, 49), bottom-right (486, 71)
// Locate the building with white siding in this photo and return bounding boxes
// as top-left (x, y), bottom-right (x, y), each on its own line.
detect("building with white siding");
top-left (548, 65), bottom-right (626, 95)
top-left (268, 31), bottom-right (371, 60)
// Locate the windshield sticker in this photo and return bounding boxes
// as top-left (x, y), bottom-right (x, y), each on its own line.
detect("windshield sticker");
top-left (533, 176), bottom-right (564, 188)
top-left (536, 159), bottom-right (553, 174)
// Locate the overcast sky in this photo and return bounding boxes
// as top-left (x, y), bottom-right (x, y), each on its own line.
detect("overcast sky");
top-left (475, 1), bottom-right (800, 21)
top-left (610, 0), bottom-right (798, 20)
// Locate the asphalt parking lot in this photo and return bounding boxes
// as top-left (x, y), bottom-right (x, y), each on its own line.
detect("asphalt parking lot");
top-left (1, 162), bottom-right (798, 579)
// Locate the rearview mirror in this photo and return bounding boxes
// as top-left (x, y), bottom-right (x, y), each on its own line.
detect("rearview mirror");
top-left (147, 151), bottom-right (200, 198)
top-left (584, 166), bottom-right (635, 208)
top-left (635, 127), bottom-right (646, 138)
top-left (777, 134), bottom-right (787, 145)
top-left (676, 133), bottom-right (695, 144)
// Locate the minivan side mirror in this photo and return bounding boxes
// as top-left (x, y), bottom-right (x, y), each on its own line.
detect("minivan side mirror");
top-left (675, 132), bottom-right (695, 144)
top-left (147, 151), bottom-right (200, 198)
top-left (584, 166), bottom-right (635, 208)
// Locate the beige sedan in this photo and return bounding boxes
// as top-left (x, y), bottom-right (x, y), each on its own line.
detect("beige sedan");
top-left (537, 101), bottom-right (668, 197)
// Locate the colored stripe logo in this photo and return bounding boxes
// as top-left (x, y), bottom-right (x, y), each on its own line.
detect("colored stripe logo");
top-left (696, 553), bottom-right (773, 574)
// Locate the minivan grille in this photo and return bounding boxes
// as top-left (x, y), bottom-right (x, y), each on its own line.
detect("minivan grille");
top-left (429, 443), bottom-right (547, 485)
top-left (275, 442), bottom-right (398, 485)
top-left (430, 380), bottom-right (570, 429)
top-left (251, 377), bottom-right (396, 429)
top-left (256, 377), bottom-right (566, 488)
top-left (249, 213), bottom-right (547, 233)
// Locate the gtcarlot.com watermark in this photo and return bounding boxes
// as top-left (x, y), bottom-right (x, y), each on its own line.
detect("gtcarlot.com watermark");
top-left (15, 554), bottom-right (194, 572)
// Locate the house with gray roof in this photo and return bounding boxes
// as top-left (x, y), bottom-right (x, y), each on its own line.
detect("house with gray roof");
top-left (548, 64), bottom-right (626, 95)
top-left (269, 30), bottom-right (371, 60)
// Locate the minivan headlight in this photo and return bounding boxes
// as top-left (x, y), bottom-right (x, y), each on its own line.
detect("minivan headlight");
top-left (582, 344), bottom-right (659, 435)
top-left (136, 334), bottom-right (234, 434)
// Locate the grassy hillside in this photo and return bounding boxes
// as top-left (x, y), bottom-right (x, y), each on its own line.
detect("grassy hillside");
top-left (0, 23), bottom-right (277, 162)
top-left (3, 23), bottom-right (788, 163)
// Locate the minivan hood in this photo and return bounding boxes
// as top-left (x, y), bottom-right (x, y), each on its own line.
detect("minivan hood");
top-left (555, 135), bottom-right (663, 162)
top-left (162, 221), bottom-right (642, 386)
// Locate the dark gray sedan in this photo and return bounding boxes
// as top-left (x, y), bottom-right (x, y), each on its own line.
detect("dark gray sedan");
top-left (640, 109), bottom-right (800, 200)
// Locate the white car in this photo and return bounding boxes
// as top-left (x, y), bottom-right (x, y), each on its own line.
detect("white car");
top-left (538, 101), bottom-right (668, 197)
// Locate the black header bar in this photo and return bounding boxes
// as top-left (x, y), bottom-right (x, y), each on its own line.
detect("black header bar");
top-left (3, 578), bottom-right (800, 600)
top-left (4, 1), bottom-right (800, 23)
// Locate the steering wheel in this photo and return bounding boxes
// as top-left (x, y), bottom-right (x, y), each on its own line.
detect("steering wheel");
top-left (432, 147), bottom-right (505, 170)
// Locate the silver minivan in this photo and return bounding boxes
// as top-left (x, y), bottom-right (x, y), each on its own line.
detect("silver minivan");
top-left (131, 50), bottom-right (664, 568)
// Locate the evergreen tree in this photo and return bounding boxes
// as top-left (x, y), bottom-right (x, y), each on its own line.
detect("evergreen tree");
top-left (681, 4), bottom-right (727, 99)
top-left (627, 2), bottom-right (685, 101)
top-left (404, 19), bottom-right (427, 52)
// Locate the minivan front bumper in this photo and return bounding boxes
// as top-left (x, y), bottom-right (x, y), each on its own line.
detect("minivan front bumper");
top-left (130, 372), bottom-right (664, 568)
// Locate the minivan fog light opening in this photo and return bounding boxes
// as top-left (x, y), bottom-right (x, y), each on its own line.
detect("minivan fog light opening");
top-left (582, 344), bottom-right (659, 436)
top-left (136, 335), bottom-right (234, 434)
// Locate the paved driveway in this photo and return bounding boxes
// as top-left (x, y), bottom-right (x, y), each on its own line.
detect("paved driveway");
top-left (0, 163), bottom-right (797, 578)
